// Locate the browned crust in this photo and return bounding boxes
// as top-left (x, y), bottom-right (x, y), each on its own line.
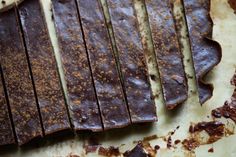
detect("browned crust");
top-left (0, 8), bottom-right (42, 145)
top-left (145, 0), bottom-right (188, 109)
top-left (107, 0), bottom-right (157, 122)
top-left (17, 0), bottom-right (71, 135)
top-left (183, 0), bottom-right (222, 104)
top-left (0, 66), bottom-right (15, 146)
top-left (76, 0), bottom-right (131, 129)
top-left (51, 0), bottom-right (103, 131)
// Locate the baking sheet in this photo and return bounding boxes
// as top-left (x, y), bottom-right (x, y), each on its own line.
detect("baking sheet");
top-left (0, 0), bottom-right (236, 156)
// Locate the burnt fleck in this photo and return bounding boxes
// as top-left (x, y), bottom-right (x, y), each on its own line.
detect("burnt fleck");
top-left (154, 145), bottom-right (160, 150)
top-left (182, 138), bottom-right (200, 151)
top-left (167, 136), bottom-right (172, 148)
top-left (212, 71), bottom-right (236, 123)
top-left (208, 147), bottom-right (214, 153)
top-left (189, 121), bottom-right (225, 143)
top-left (1, 0), bottom-right (6, 5)
top-left (212, 103), bottom-right (236, 122)
top-left (98, 146), bottom-right (120, 157)
top-left (174, 140), bottom-right (181, 145)
top-left (150, 74), bottom-right (157, 81)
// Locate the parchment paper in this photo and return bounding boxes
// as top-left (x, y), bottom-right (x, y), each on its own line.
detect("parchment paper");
top-left (0, 0), bottom-right (236, 156)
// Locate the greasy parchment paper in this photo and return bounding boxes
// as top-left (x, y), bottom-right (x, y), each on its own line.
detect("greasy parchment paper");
top-left (0, 0), bottom-right (236, 156)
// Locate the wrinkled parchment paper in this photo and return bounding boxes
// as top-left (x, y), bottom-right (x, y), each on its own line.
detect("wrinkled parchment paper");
top-left (0, 0), bottom-right (236, 156)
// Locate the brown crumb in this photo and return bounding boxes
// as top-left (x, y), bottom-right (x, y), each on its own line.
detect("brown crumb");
top-left (182, 138), bottom-right (200, 151)
top-left (208, 147), bottom-right (214, 153)
top-left (98, 146), bottom-right (120, 157)
top-left (150, 74), bottom-right (157, 81)
top-left (167, 136), bottom-right (172, 148)
top-left (1, 0), bottom-right (6, 5)
top-left (143, 135), bottom-right (158, 142)
top-left (67, 153), bottom-right (80, 157)
top-left (228, 0), bottom-right (236, 14)
top-left (154, 145), bottom-right (160, 150)
top-left (189, 121), bottom-right (225, 143)
top-left (83, 137), bottom-right (100, 154)
top-left (174, 140), bottom-right (181, 145)
top-left (212, 102), bottom-right (236, 123)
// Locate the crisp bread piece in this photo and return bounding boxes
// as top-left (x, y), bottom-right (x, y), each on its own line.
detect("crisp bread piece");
top-left (145, 0), bottom-right (188, 109)
top-left (51, 0), bottom-right (102, 131)
top-left (17, 0), bottom-right (71, 135)
top-left (183, 0), bottom-right (222, 104)
top-left (76, 0), bottom-right (131, 129)
top-left (0, 8), bottom-right (42, 145)
top-left (0, 65), bottom-right (15, 146)
top-left (106, 0), bottom-right (157, 122)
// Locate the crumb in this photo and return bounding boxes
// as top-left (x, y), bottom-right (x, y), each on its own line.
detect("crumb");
top-left (174, 140), bottom-right (181, 145)
top-left (208, 147), bottom-right (214, 153)
top-left (154, 145), bottom-right (160, 150)
top-left (1, 0), bottom-right (6, 5)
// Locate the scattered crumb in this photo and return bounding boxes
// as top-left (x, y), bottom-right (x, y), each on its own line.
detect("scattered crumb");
top-left (182, 138), bottom-right (200, 151)
top-left (189, 121), bottom-right (225, 143)
top-left (98, 146), bottom-right (120, 157)
top-left (150, 74), bottom-right (157, 81)
top-left (208, 147), bottom-right (214, 153)
top-left (228, 0), bottom-right (236, 14)
top-left (154, 145), bottom-right (160, 150)
top-left (83, 136), bottom-right (100, 154)
top-left (167, 136), bottom-right (172, 149)
top-left (1, 0), bottom-right (6, 5)
top-left (143, 135), bottom-right (158, 142)
top-left (67, 153), bottom-right (80, 157)
top-left (174, 139), bottom-right (181, 145)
